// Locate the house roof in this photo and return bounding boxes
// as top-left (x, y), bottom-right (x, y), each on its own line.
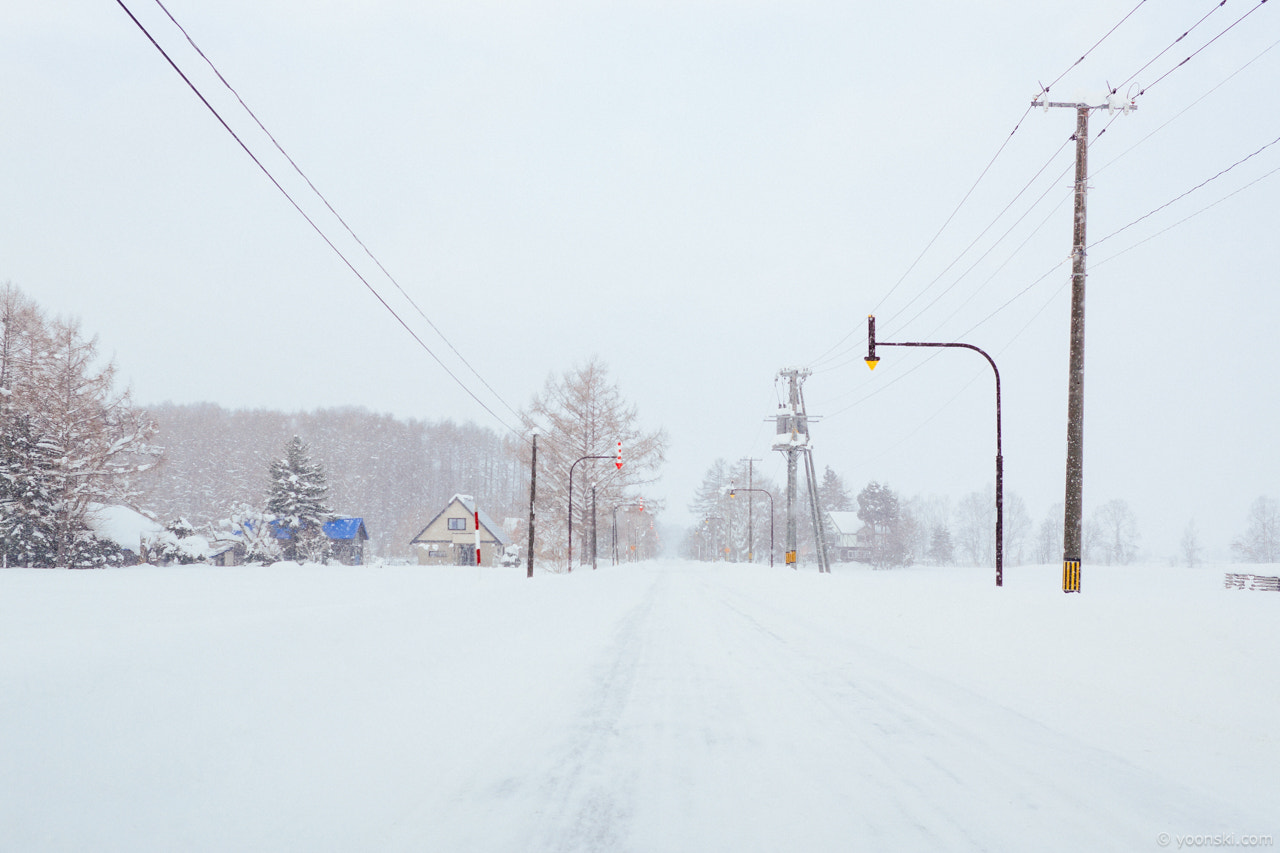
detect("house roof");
top-left (88, 504), bottom-right (164, 549)
top-left (323, 517), bottom-right (368, 541)
top-left (410, 494), bottom-right (510, 547)
top-left (265, 517), bottom-right (368, 541)
top-left (825, 511), bottom-right (862, 536)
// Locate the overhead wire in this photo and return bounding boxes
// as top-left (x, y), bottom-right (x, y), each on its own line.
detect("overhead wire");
top-left (876, 137), bottom-right (1074, 331)
top-left (1128, 0), bottom-right (1273, 98)
top-left (1092, 160), bottom-right (1280, 268)
top-left (148, 0), bottom-right (524, 425)
top-left (1096, 34), bottom-right (1280, 179)
top-left (808, 0), bottom-right (1155, 370)
top-left (1047, 0), bottom-right (1151, 94)
top-left (1117, 0), bottom-right (1231, 93)
top-left (824, 0), bottom-right (1257, 373)
top-left (810, 143), bottom-right (1071, 375)
top-left (841, 272), bottom-right (1071, 476)
top-left (1090, 131), bottom-right (1280, 250)
top-left (810, 0), bottom-right (1275, 514)
top-left (116, 0), bottom-right (530, 461)
top-left (831, 4), bottom-right (1278, 454)
top-left (885, 150), bottom-right (1074, 341)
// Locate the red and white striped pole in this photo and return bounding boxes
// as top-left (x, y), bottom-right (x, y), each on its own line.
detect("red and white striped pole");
top-left (474, 508), bottom-right (481, 566)
top-left (616, 440), bottom-right (622, 470)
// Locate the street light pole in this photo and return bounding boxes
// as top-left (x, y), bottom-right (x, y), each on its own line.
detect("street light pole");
top-left (730, 488), bottom-right (775, 568)
top-left (568, 453), bottom-right (612, 571)
top-left (611, 503), bottom-right (646, 565)
top-left (866, 315), bottom-right (1004, 586)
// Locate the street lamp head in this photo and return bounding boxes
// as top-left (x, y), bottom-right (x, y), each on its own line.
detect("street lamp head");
top-left (866, 314), bottom-right (879, 370)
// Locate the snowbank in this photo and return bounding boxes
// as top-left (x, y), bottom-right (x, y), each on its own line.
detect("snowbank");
top-left (0, 560), bottom-right (1274, 851)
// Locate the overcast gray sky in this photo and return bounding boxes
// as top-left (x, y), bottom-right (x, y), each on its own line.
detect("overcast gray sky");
top-left (3, 0), bottom-right (1277, 558)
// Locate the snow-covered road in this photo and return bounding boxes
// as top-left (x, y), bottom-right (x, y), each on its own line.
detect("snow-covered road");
top-left (2, 560), bottom-right (1275, 851)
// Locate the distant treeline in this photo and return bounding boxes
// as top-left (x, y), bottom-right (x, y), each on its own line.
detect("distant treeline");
top-left (139, 403), bottom-right (525, 559)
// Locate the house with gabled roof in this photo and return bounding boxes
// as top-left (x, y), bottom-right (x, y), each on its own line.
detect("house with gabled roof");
top-left (824, 511), bottom-right (875, 563)
top-left (410, 494), bottom-right (509, 566)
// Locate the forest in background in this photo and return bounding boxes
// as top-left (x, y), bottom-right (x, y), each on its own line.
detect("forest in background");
top-left (138, 403), bottom-right (525, 559)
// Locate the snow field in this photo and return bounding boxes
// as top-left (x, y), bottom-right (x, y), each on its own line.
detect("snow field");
top-left (0, 560), bottom-right (1275, 851)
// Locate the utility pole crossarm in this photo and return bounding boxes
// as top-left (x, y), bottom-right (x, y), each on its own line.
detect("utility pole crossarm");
top-left (1030, 100), bottom-right (1137, 112)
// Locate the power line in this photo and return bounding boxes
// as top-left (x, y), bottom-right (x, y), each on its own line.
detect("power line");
top-left (815, 148), bottom-right (1075, 375)
top-left (1128, 0), bottom-right (1273, 98)
top-left (919, 190), bottom-right (1073, 341)
top-left (1118, 0), bottom-right (1231, 93)
top-left (1096, 34), bottom-right (1280, 179)
top-left (1047, 0), bottom-right (1150, 94)
top-left (838, 272), bottom-right (1070, 473)
top-left (1092, 160), bottom-right (1280, 268)
top-left (115, 0), bottom-right (523, 439)
top-left (148, 0), bottom-right (523, 425)
top-left (811, 0), bottom-right (1155, 369)
top-left (886, 149), bottom-right (1074, 340)
top-left (1091, 131), bottom-right (1280, 249)
top-left (882, 138), bottom-right (1072, 329)
top-left (116, 0), bottom-right (524, 438)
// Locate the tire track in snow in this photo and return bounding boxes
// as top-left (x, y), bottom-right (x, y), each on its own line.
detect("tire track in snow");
top-left (524, 568), bottom-right (668, 853)
top-left (705, 572), bottom-right (1249, 851)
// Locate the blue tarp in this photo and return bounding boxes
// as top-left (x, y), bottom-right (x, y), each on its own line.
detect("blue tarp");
top-left (322, 517), bottom-right (368, 541)
top-left (257, 517), bottom-right (367, 541)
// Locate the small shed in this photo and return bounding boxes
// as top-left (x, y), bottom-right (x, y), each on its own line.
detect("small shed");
top-left (323, 517), bottom-right (370, 566)
top-left (410, 495), bottom-right (510, 566)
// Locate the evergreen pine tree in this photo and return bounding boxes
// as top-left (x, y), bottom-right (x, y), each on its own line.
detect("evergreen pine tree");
top-left (0, 411), bottom-right (58, 566)
top-left (856, 481), bottom-right (911, 568)
top-left (266, 436), bottom-right (332, 562)
top-left (927, 524), bottom-right (954, 566)
top-left (818, 465), bottom-right (852, 512)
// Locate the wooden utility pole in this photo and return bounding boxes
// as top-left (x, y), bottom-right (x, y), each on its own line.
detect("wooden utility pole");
top-left (1034, 95), bottom-right (1134, 593)
top-left (740, 456), bottom-right (761, 562)
top-left (526, 431), bottom-right (537, 578)
top-left (1063, 104), bottom-right (1089, 595)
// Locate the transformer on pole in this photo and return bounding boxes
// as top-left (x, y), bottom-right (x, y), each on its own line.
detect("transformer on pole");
top-left (771, 368), bottom-right (830, 573)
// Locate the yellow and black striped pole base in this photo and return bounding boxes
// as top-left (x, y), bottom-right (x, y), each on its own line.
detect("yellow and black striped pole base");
top-left (1062, 561), bottom-right (1081, 593)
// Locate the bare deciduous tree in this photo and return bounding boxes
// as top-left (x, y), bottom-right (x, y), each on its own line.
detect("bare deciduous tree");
top-left (519, 357), bottom-right (667, 567)
top-left (0, 284), bottom-right (160, 566)
top-left (1231, 496), bottom-right (1279, 563)
top-left (1093, 499), bottom-right (1139, 566)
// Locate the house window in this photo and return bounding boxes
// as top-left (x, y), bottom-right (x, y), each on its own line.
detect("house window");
top-left (448, 517), bottom-right (466, 531)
